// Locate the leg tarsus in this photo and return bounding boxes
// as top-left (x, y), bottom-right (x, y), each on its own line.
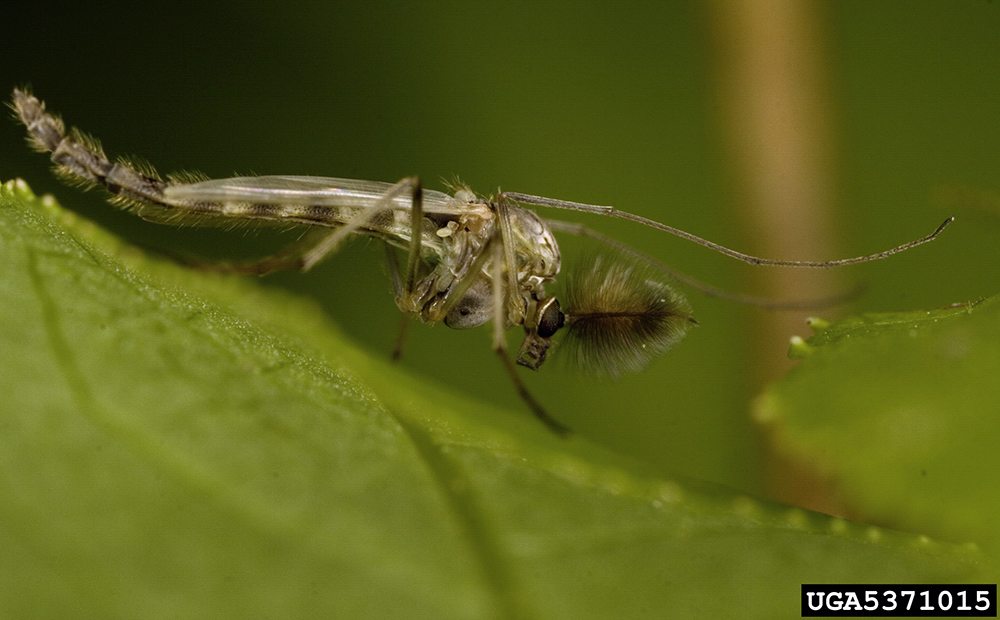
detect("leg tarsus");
top-left (392, 312), bottom-right (411, 361)
top-left (495, 349), bottom-right (571, 436)
top-left (145, 246), bottom-right (302, 275)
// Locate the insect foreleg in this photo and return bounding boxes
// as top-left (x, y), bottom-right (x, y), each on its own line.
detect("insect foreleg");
top-left (487, 236), bottom-right (570, 436)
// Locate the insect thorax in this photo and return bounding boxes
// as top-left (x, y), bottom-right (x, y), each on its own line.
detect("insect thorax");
top-left (405, 201), bottom-right (561, 330)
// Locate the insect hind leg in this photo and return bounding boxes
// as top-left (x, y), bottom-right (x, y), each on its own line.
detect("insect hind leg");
top-left (161, 227), bottom-right (338, 275)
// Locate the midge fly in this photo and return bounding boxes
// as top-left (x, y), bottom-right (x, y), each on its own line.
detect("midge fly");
top-left (11, 88), bottom-right (953, 435)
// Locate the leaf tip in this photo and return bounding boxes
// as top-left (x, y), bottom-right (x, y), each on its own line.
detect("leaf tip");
top-left (788, 334), bottom-right (812, 359)
top-left (805, 316), bottom-right (831, 333)
top-left (2, 177), bottom-right (37, 200)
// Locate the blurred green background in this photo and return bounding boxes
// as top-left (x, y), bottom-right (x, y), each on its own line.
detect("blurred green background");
top-left (2, 1), bottom-right (997, 500)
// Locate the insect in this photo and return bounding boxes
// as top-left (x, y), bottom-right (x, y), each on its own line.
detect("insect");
top-left (11, 88), bottom-right (953, 435)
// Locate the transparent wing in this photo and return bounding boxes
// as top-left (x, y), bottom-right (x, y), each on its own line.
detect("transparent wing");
top-left (164, 175), bottom-right (460, 213)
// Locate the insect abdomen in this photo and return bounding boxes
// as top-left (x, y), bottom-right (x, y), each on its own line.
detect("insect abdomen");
top-left (12, 88), bottom-right (168, 206)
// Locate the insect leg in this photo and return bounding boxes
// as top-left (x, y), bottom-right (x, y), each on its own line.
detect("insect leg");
top-left (169, 227), bottom-right (339, 275)
top-left (382, 240), bottom-right (412, 360)
top-left (495, 347), bottom-right (569, 435)
top-left (493, 197), bottom-right (522, 317)
top-left (382, 240), bottom-right (405, 300)
top-left (402, 178), bottom-right (424, 297)
top-left (391, 313), bottom-right (411, 361)
top-left (488, 215), bottom-right (570, 436)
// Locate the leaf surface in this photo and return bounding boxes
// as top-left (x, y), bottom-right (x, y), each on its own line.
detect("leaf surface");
top-left (0, 180), bottom-right (989, 620)
top-left (760, 296), bottom-right (1000, 558)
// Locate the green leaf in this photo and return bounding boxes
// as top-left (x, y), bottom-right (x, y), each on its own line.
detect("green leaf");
top-left (758, 296), bottom-right (1000, 559)
top-left (0, 179), bottom-right (990, 620)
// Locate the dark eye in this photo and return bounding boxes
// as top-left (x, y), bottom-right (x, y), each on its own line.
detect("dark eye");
top-left (536, 298), bottom-right (565, 338)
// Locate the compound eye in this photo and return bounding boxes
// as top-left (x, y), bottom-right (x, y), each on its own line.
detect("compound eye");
top-left (535, 298), bottom-right (565, 338)
top-left (444, 280), bottom-right (493, 329)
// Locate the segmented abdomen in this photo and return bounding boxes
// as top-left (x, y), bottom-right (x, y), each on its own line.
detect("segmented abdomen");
top-left (13, 89), bottom-right (168, 207)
